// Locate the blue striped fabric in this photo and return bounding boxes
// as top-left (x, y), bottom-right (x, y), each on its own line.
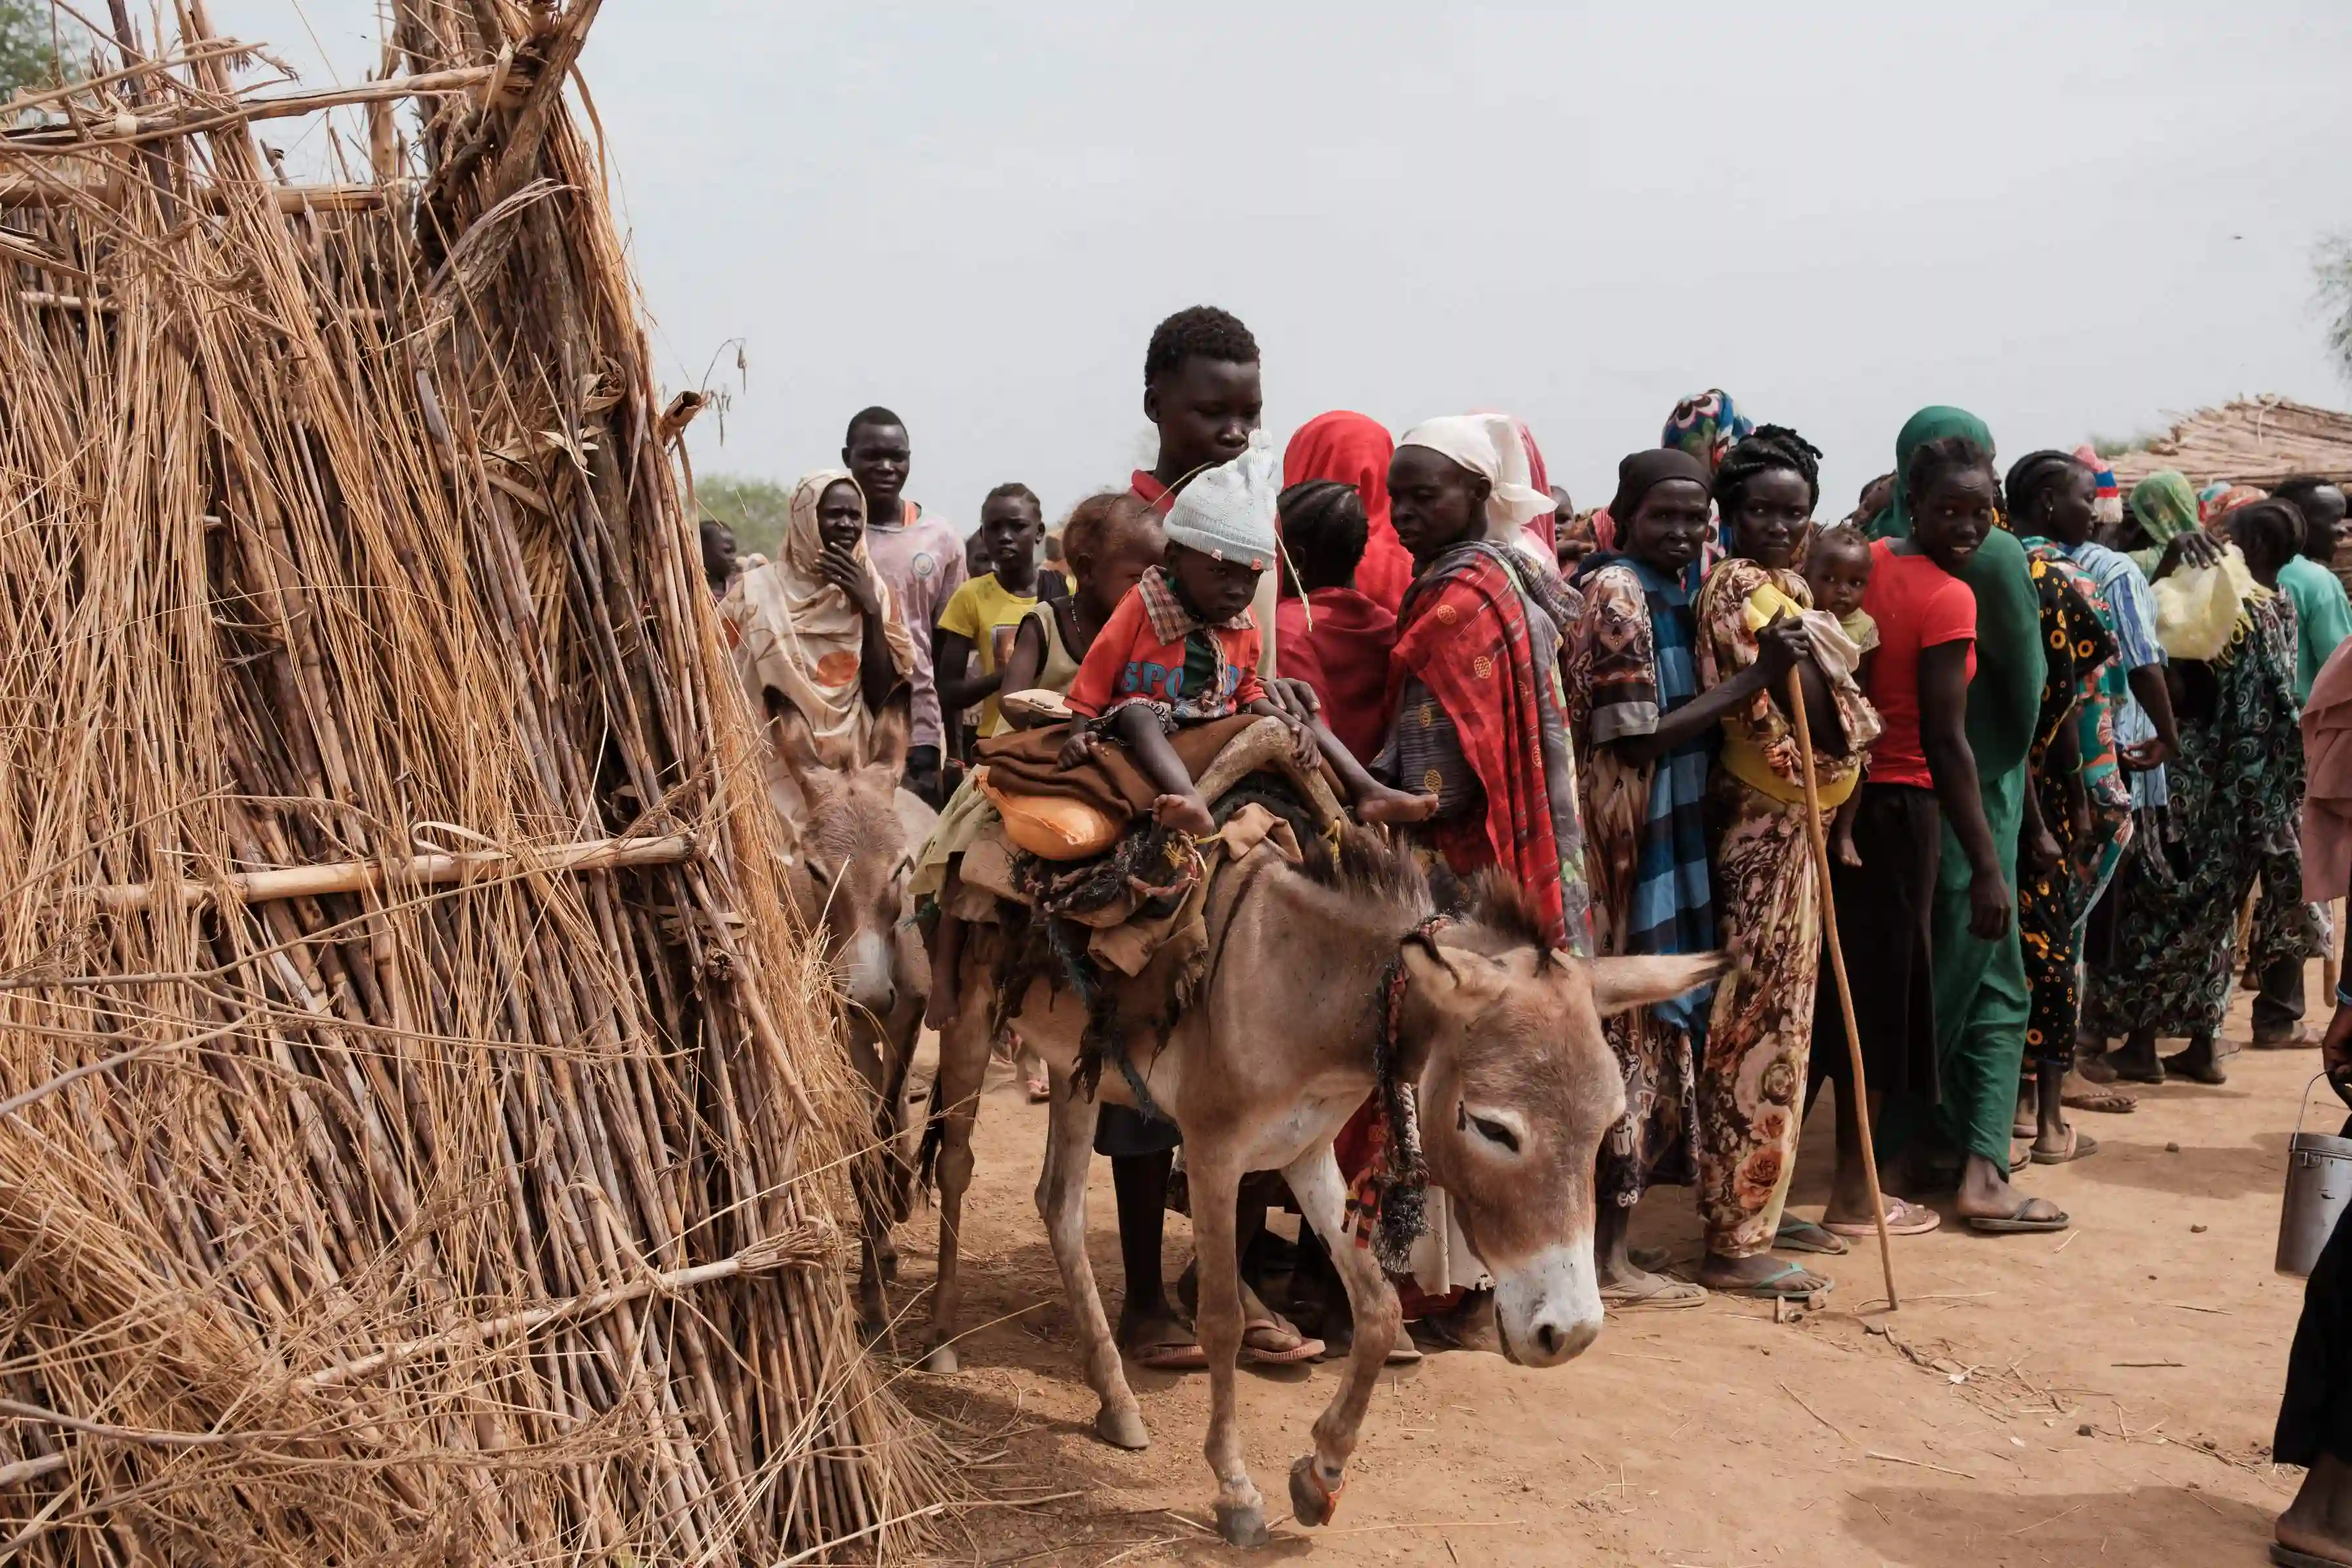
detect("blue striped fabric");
top-left (1622, 558), bottom-right (1717, 1030)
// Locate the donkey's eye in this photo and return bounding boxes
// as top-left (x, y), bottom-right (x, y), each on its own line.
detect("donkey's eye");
top-left (1469, 1115), bottom-right (1521, 1154)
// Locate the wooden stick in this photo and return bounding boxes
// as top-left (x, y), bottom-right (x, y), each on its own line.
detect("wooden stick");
top-left (2327, 898), bottom-right (2343, 999)
top-left (1788, 669), bottom-right (1899, 1311)
top-left (1, 65), bottom-right (498, 148)
top-left (83, 832), bottom-right (693, 911)
top-left (295, 1230), bottom-right (821, 1390)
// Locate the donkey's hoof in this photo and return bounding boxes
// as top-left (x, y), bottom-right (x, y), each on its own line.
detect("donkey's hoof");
top-left (1215, 1501), bottom-right (1272, 1548)
top-left (1093, 1405), bottom-right (1149, 1450)
top-left (1288, 1456), bottom-right (1342, 1527)
top-left (918, 1342), bottom-right (960, 1375)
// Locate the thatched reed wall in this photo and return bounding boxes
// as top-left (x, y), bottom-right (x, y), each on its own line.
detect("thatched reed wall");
top-left (0, 1), bottom-right (941, 1561)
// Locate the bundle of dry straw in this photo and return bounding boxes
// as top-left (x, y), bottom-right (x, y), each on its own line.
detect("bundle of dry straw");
top-left (0, 1), bottom-right (943, 1561)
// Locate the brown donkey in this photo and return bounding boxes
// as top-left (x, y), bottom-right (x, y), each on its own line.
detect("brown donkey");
top-left (924, 825), bottom-right (1724, 1546)
top-left (766, 702), bottom-right (933, 1330)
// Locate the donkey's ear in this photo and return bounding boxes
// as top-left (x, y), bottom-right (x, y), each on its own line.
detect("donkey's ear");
top-left (1584, 951), bottom-right (1731, 1018)
top-left (866, 691), bottom-right (911, 777)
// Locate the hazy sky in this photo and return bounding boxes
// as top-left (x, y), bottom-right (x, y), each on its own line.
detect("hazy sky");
top-left (214, 2), bottom-right (2352, 529)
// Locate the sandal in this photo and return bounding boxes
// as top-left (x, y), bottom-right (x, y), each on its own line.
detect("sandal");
top-left (2029, 1125), bottom-right (2100, 1164)
top-left (2254, 1024), bottom-right (2313, 1050)
top-left (1773, 1217), bottom-right (1850, 1256)
top-left (1824, 1198), bottom-right (1941, 1238)
top-left (1967, 1200), bottom-right (2070, 1235)
top-left (2062, 1086), bottom-right (2136, 1115)
top-left (1240, 1313), bottom-right (1324, 1365)
top-left (1129, 1327), bottom-right (1208, 1371)
top-left (1024, 1075), bottom-right (1051, 1103)
top-left (1599, 1277), bottom-right (1708, 1312)
top-left (2273, 1542), bottom-right (2352, 1567)
top-left (1701, 1259), bottom-right (1831, 1300)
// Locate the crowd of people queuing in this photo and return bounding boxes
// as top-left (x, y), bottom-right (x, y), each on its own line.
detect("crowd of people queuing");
top-left (704, 302), bottom-right (2352, 1365)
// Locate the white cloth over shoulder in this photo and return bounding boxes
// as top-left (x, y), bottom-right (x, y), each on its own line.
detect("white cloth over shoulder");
top-left (1398, 413), bottom-right (1556, 534)
top-left (1164, 429), bottom-right (1280, 569)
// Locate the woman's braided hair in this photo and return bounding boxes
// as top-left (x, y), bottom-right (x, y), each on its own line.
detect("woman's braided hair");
top-left (1714, 423), bottom-right (1823, 516)
top-left (2001, 449), bottom-right (2087, 527)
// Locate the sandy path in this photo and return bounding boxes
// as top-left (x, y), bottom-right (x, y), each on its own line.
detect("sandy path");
top-left (889, 972), bottom-right (2322, 1566)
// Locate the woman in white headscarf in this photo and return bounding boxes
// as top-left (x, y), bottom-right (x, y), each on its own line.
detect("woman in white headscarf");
top-left (721, 470), bottom-right (915, 806)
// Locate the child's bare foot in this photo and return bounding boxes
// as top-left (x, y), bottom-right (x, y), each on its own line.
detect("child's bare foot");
top-left (1356, 785), bottom-right (1439, 825)
top-left (1152, 792), bottom-right (1216, 837)
top-left (1833, 834), bottom-right (1862, 868)
top-left (923, 980), bottom-right (958, 1033)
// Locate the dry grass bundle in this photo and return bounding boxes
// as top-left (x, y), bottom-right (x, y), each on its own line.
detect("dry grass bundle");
top-left (2108, 393), bottom-right (2352, 490)
top-left (0, 1), bottom-right (945, 1561)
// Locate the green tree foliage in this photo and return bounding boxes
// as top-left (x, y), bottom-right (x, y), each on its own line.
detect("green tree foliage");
top-left (0, 0), bottom-right (67, 100)
top-left (696, 473), bottom-right (790, 560)
top-left (2320, 234), bottom-right (2352, 386)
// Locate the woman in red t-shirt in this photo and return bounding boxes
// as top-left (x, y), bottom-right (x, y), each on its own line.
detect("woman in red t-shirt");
top-left (1810, 435), bottom-right (2014, 1241)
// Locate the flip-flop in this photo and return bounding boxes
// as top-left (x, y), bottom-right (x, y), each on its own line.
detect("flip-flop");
top-left (2030, 1126), bottom-right (2100, 1165)
top-left (2254, 1025), bottom-right (2314, 1050)
top-left (1824, 1198), bottom-right (1941, 1238)
top-left (1599, 1277), bottom-right (1708, 1311)
top-left (1774, 1217), bottom-right (1850, 1256)
top-left (1240, 1315), bottom-right (1324, 1365)
top-left (1131, 1332), bottom-right (1208, 1371)
top-left (1705, 1260), bottom-right (1832, 1301)
top-left (2062, 1087), bottom-right (2136, 1115)
top-left (1967, 1204), bottom-right (2070, 1235)
top-left (2273, 1541), bottom-right (2352, 1567)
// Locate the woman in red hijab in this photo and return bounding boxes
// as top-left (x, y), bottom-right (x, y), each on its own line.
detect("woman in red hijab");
top-left (1284, 411), bottom-right (1413, 613)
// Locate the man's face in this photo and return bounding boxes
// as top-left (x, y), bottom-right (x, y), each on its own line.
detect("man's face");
top-left (1143, 357), bottom-right (1262, 478)
top-left (844, 422), bottom-right (910, 512)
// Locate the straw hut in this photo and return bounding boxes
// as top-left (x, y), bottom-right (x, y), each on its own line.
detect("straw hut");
top-left (0, 3), bottom-right (941, 1562)
top-left (2106, 394), bottom-right (2352, 490)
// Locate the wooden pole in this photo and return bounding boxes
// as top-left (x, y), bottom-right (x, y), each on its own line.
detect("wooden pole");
top-left (82, 832), bottom-right (693, 912)
top-left (1787, 669), bottom-right (1899, 1312)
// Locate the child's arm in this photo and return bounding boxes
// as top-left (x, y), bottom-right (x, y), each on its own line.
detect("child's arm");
top-left (933, 627), bottom-right (998, 713)
top-left (996, 616), bottom-right (1050, 725)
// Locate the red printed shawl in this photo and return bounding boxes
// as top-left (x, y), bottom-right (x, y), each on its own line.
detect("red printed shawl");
top-left (1386, 547), bottom-right (1581, 951)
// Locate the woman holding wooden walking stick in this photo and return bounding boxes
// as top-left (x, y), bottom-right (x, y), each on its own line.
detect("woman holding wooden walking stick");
top-left (1689, 428), bottom-right (1882, 1296)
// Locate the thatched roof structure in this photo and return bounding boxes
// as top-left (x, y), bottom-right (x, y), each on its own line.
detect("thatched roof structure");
top-left (2108, 395), bottom-right (2352, 490)
top-left (0, 4), bottom-right (944, 1563)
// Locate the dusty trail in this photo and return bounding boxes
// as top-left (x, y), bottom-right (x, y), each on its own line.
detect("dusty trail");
top-left (890, 970), bottom-right (2319, 1566)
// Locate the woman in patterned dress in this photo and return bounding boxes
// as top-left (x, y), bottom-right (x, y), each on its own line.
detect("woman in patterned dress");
top-left (2085, 500), bottom-right (2306, 1084)
top-left (1567, 448), bottom-right (1810, 1308)
top-left (2006, 451), bottom-right (2132, 1161)
top-left (1690, 429), bottom-right (1880, 1297)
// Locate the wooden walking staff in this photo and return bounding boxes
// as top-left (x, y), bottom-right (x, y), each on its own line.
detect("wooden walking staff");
top-left (1786, 668), bottom-right (1901, 1312)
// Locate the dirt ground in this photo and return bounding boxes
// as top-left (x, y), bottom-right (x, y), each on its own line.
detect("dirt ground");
top-left (883, 966), bottom-right (2330, 1567)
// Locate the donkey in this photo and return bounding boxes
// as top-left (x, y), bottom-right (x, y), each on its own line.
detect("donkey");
top-left (925, 817), bottom-right (1724, 1547)
top-left (765, 701), bottom-right (934, 1330)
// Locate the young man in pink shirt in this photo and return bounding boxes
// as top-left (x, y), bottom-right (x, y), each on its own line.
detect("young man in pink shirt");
top-left (845, 406), bottom-right (965, 803)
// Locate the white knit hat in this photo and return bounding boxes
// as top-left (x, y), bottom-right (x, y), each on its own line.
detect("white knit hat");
top-left (1162, 430), bottom-right (1280, 569)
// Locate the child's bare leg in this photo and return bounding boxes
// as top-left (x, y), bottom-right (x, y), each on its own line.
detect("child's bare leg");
top-left (1831, 795), bottom-right (1863, 867)
top-left (1111, 706), bottom-right (1215, 835)
top-left (1303, 715), bottom-right (1435, 826)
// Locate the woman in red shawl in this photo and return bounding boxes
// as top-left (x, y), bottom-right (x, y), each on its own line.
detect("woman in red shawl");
top-left (1284, 411), bottom-right (1413, 614)
top-left (1378, 413), bottom-right (1590, 951)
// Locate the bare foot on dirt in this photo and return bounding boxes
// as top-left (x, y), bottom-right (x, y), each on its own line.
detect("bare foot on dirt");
top-left (2281, 1452), bottom-right (2352, 1565)
top-left (1152, 792), bottom-right (1216, 838)
top-left (1953, 1152), bottom-right (2067, 1232)
top-left (1695, 1252), bottom-right (1830, 1298)
top-left (1355, 785), bottom-right (1438, 826)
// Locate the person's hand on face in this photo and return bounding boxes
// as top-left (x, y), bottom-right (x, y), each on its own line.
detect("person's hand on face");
top-left (815, 482), bottom-right (879, 614)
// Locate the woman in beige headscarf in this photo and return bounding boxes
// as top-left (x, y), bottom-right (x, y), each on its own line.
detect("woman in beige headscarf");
top-left (721, 470), bottom-right (915, 789)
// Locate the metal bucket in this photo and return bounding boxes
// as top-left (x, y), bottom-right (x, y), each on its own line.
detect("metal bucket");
top-left (2279, 1074), bottom-right (2352, 1279)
